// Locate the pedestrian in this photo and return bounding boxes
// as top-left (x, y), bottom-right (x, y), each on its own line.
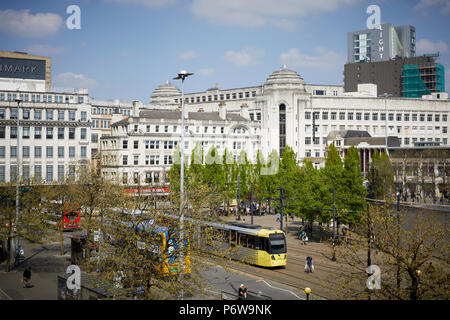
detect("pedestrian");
top-left (305, 256), bottom-right (314, 273)
top-left (22, 266), bottom-right (32, 288)
top-left (238, 284), bottom-right (248, 300)
top-left (276, 212), bottom-right (280, 222)
top-left (301, 231), bottom-right (308, 245)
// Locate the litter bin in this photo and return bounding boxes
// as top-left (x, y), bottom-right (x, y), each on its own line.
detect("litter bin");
top-left (71, 235), bottom-right (87, 265)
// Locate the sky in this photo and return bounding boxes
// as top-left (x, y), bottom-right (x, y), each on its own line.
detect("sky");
top-left (1, 0), bottom-right (449, 102)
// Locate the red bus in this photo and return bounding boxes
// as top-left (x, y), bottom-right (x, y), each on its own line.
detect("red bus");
top-left (62, 202), bottom-right (81, 231)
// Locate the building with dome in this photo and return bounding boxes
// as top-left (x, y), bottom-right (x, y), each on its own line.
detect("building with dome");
top-left (98, 64), bottom-right (450, 186)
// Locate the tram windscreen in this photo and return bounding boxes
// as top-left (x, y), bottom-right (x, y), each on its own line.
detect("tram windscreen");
top-left (268, 233), bottom-right (286, 254)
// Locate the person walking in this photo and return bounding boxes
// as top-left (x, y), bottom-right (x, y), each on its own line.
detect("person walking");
top-left (22, 266), bottom-right (32, 288)
top-left (238, 284), bottom-right (248, 300)
top-left (275, 212), bottom-right (280, 222)
top-left (301, 231), bottom-right (308, 245)
top-left (305, 256), bottom-right (314, 273)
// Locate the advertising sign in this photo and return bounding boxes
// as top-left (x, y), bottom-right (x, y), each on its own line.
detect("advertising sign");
top-left (0, 57), bottom-right (46, 80)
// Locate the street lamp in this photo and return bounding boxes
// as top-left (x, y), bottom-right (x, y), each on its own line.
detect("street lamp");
top-left (380, 93), bottom-right (392, 156)
top-left (173, 70), bottom-right (193, 300)
top-left (304, 287), bottom-right (311, 300)
top-left (14, 98), bottom-right (22, 266)
top-left (332, 185), bottom-right (336, 261)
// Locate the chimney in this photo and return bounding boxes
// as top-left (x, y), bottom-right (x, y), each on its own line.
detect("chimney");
top-left (132, 100), bottom-right (141, 117)
top-left (219, 102), bottom-right (226, 120)
top-left (240, 103), bottom-right (250, 120)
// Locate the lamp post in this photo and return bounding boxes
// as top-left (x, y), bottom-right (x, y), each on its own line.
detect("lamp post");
top-left (304, 287), bottom-right (311, 300)
top-left (14, 98), bottom-right (22, 266)
top-left (396, 185), bottom-right (401, 291)
top-left (380, 93), bottom-right (392, 156)
top-left (331, 185), bottom-right (336, 261)
top-left (173, 70), bottom-right (193, 300)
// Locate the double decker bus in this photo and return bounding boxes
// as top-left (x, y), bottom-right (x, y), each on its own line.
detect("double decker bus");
top-left (46, 201), bottom-right (81, 231)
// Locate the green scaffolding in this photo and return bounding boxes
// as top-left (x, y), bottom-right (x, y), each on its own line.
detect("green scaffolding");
top-left (402, 64), bottom-right (431, 98)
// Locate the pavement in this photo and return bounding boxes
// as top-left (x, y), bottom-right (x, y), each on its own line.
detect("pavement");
top-left (0, 237), bottom-right (72, 300)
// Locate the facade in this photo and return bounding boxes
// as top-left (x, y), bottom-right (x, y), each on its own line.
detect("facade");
top-left (347, 23), bottom-right (415, 63)
top-left (0, 88), bottom-right (91, 183)
top-left (100, 101), bottom-right (261, 186)
top-left (344, 55), bottom-right (446, 97)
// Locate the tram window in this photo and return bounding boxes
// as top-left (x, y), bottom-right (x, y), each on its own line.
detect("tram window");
top-left (239, 234), bottom-right (247, 247)
top-left (247, 235), bottom-right (256, 249)
top-left (231, 231), bottom-right (237, 246)
top-left (254, 237), bottom-right (262, 250)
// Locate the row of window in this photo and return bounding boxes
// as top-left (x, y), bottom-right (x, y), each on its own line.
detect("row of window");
top-left (0, 126), bottom-right (89, 140)
top-left (305, 125), bottom-right (448, 135)
top-left (305, 111), bottom-right (448, 122)
top-left (0, 164), bottom-right (76, 183)
top-left (0, 146), bottom-right (87, 158)
top-left (120, 171), bottom-right (162, 185)
top-left (122, 155), bottom-right (172, 166)
top-left (0, 92), bottom-right (85, 104)
top-left (92, 119), bottom-right (111, 129)
top-left (0, 108), bottom-right (87, 121)
top-left (175, 90), bottom-right (258, 104)
top-left (305, 136), bottom-right (448, 146)
top-left (91, 107), bottom-right (131, 116)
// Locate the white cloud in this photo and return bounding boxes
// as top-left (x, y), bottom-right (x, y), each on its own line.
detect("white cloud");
top-left (280, 47), bottom-right (345, 71)
top-left (414, 0), bottom-right (450, 15)
top-left (189, 0), bottom-right (359, 30)
top-left (0, 9), bottom-right (63, 38)
top-left (416, 39), bottom-right (448, 54)
top-left (22, 44), bottom-right (67, 57)
top-left (103, 0), bottom-right (177, 7)
top-left (53, 72), bottom-right (98, 90)
top-left (197, 68), bottom-right (215, 76)
top-left (224, 47), bottom-right (265, 66)
top-left (180, 50), bottom-right (198, 60)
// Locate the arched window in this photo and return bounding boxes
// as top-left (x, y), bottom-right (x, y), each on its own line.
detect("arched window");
top-left (279, 104), bottom-right (286, 155)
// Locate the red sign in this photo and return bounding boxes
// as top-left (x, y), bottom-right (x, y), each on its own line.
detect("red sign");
top-left (124, 187), bottom-right (170, 194)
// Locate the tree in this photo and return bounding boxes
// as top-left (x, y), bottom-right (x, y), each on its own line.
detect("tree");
top-left (341, 146), bottom-right (366, 225)
top-left (335, 203), bottom-right (450, 300)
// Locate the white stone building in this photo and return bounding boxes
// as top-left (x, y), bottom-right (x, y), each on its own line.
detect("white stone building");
top-left (0, 88), bottom-right (91, 183)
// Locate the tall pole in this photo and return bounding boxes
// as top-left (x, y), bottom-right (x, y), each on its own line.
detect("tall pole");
top-left (237, 174), bottom-right (240, 220)
top-left (280, 188), bottom-right (284, 231)
top-left (173, 70), bottom-right (193, 300)
top-left (396, 185), bottom-right (401, 291)
top-left (250, 182), bottom-right (254, 224)
top-left (332, 185), bottom-right (336, 261)
top-left (14, 98), bottom-right (21, 266)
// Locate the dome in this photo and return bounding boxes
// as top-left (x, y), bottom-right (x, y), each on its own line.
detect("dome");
top-left (264, 65), bottom-right (306, 91)
top-left (150, 80), bottom-right (181, 105)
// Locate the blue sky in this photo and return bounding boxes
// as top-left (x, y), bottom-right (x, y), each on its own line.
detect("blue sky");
top-left (1, 0), bottom-right (449, 101)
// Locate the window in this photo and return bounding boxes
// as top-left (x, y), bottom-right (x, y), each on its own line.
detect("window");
top-left (81, 111), bottom-right (87, 121)
top-left (348, 113), bottom-right (354, 120)
top-left (322, 112), bottom-right (328, 120)
top-left (0, 109), bottom-right (4, 119)
top-left (58, 110), bottom-right (65, 120)
top-left (404, 114), bottom-right (410, 121)
top-left (443, 127), bottom-right (448, 134)
top-left (313, 137), bottom-right (320, 145)
top-left (46, 127), bottom-right (53, 139)
top-left (134, 140), bottom-right (138, 149)
top-left (356, 113), bottom-right (362, 120)
top-left (23, 146), bottom-right (30, 158)
top-left (134, 155), bottom-right (139, 165)
top-left (58, 165), bottom-right (64, 181)
top-left (331, 112), bottom-right (337, 120)
top-left (57, 127), bottom-right (64, 139)
top-left (23, 109), bottom-right (30, 119)
top-left (389, 113), bottom-right (394, 121)
top-left (80, 128), bottom-right (87, 140)
top-left (404, 138), bottom-right (410, 145)
top-left (123, 155), bottom-right (128, 165)
top-left (364, 113), bottom-right (370, 121)
top-left (339, 112), bottom-right (345, 120)
top-left (381, 113), bottom-right (386, 121)
top-left (305, 112), bottom-right (311, 120)
top-left (46, 109), bottom-right (53, 120)
top-left (427, 114), bottom-right (432, 122)
top-left (155, 125), bottom-right (159, 133)
top-left (23, 127), bottom-right (30, 139)
top-left (69, 146), bottom-right (75, 158)
top-left (0, 126), bottom-right (5, 139)
top-left (0, 166), bottom-right (4, 183)
top-left (372, 113), bottom-right (378, 121)
top-left (0, 146), bottom-right (4, 158)
top-left (34, 109), bottom-right (42, 120)
top-left (46, 146), bottom-right (53, 158)
top-left (91, 133), bottom-right (98, 143)
top-left (123, 140), bottom-right (128, 149)
top-left (435, 114), bottom-right (440, 122)
top-left (305, 137), bottom-right (311, 145)
top-left (33, 127), bottom-right (41, 139)
top-left (164, 155), bottom-right (172, 165)
top-left (69, 110), bottom-right (75, 121)
top-left (443, 114), bottom-right (448, 122)
top-left (81, 146), bottom-right (87, 158)
top-left (46, 165), bottom-right (53, 182)
top-left (10, 147), bottom-right (17, 157)
top-left (58, 146), bottom-right (64, 158)
top-left (122, 172), bottom-right (128, 184)
top-left (35, 146), bottom-right (42, 158)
